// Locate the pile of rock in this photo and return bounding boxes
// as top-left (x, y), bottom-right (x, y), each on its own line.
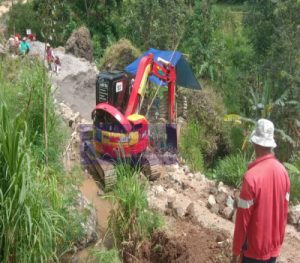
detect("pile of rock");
top-left (207, 182), bottom-right (239, 222)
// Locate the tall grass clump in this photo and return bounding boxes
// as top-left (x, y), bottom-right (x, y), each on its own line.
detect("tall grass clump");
top-left (107, 162), bottom-right (162, 255)
top-left (0, 56), bottom-right (66, 171)
top-left (0, 106), bottom-right (64, 263)
top-left (179, 121), bottom-right (205, 172)
top-left (213, 152), bottom-right (249, 188)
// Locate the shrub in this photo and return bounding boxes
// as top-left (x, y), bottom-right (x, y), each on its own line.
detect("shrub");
top-left (213, 152), bottom-right (248, 188)
top-left (181, 87), bottom-right (231, 167)
top-left (107, 162), bottom-right (162, 253)
top-left (100, 38), bottom-right (140, 70)
top-left (284, 162), bottom-right (300, 204)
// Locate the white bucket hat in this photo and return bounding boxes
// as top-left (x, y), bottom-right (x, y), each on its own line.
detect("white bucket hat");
top-left (250, 118), bottom-right (277, 148)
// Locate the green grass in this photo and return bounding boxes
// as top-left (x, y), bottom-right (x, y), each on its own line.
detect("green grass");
top-left (0, 105), bottom-right (65, 262)
top-left (106, 162), bottom-right (163, 253)
top-left (89, 248), bottom-right (121, 263)
top-left (179, 121), bottom-right (205, 172)
top-left (212, 152), bottom-right (249, 188)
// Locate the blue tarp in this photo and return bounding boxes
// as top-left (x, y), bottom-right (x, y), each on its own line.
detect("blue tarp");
top-left (124, 48), bottom-right (201, 90)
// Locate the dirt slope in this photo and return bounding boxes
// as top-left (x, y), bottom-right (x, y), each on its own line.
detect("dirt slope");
top-left (29, 41), bottom-right (97, 120)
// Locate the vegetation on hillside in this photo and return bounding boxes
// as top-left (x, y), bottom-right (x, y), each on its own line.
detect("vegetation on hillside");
top-left (0, 57), bottom-right (88, 262)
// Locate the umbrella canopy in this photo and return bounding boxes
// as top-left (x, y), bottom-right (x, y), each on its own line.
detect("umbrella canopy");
top-left (125, 48), bottom-right (201, 90)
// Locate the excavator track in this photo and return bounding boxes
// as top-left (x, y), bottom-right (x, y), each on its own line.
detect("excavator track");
top-left (80, 124), bottom-right (162, 190)
top-left (140, 148), bottom-right (163, 181)
top-left (80, 125), bottom-right (117, 190)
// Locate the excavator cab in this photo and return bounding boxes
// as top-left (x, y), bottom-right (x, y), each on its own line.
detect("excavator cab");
top-left (96, 71), bottom-right (132, 113)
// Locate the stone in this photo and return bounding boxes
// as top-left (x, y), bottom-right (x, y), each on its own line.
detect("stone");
top-left (187, 172), bottom-right (194, 179)
top-left (153, 185), bottom-right (165, 197)
top-left (182, 165), bottom-right (190, 174)
top-left (232, 209), bottom-right (237, 223)
top-left (194, 172), bottom-right (205, 181)
top-left (215, 191), bottom-right (227, 204)
top-left (210, 187), bottom-right (218, 195)
top-left (288, 205), bottom-right (300, 225)
top-left (207, 194), bottom-right (216, 208)
top-left (221, 206), bottom-right (234, 220)
top-left (65, 26), bottom-right (93, 62)
top-left (210, 204), bottom-right (220, 214)
top-left (186, 202), bottom-right (195, 218)
top-left (226, 196), bottom-right (234, 209)
top-left (74, 192), bottom-right (98, 247)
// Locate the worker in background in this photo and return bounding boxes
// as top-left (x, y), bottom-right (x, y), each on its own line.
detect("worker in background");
top-left (19, 37), bottom-right (30, 55)
top-left (232, 119), bottom-right (290, 263)
top-left (46, 43), bottom-right (54, 71)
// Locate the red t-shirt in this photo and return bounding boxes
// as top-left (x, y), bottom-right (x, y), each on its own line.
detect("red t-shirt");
top-left (233, 154), bottom-right (290, 260)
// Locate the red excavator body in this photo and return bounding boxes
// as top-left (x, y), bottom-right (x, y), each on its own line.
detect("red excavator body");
top-left (92, 53), bottom-right (176, 159)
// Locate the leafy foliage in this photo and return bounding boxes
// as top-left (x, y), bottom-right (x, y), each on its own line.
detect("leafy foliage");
top-left (284, 162), bottom-right (300, 204)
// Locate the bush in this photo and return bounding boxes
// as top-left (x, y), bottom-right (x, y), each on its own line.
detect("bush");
top-left (182, 87), bottom-right (231, 167)
top-left (284, 162), bottom-right (300, 204)
top-left (213, 152), bottom-right (248, 187)
top-left (100, 38), bottom-right (140, 70)
top-left (107, 163), bottom-right (162, 253)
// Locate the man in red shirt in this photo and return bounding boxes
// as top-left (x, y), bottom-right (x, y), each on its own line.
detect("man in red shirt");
top-left (232, 119), bottom-right (290, 263)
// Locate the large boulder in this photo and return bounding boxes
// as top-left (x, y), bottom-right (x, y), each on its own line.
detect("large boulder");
top-left (100, 38), bottom-right (140, 70)
top-left (65, 26), bottom-right (93, 62)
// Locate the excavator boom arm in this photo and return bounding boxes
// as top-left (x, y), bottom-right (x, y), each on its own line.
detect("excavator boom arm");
top-left (124, 53), bottom-right (177, 123)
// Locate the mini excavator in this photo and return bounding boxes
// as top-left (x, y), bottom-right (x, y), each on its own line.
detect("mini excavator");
top-left (80, 50), bottom-right (200, 189)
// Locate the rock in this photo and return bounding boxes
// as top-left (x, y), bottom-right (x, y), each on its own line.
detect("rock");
top-left (288, 205), bottom-right (300, 225)
top-left (65, 26), bottom-right (93, 62)
top-left (187, 173), bottom-right (194, 179)
top-left (74, 192), bottom-right (98, 247)
top-left (226, 196), bottom-right (234, 209)
top-left (153, 185), bottom-right (165, 197)
top-left (182, 165), bottom-right (190, 174)
top-left (232, 209), bottom-right (237, 223)
top-left (233, 190), bottom-right (240, 208)
top-left (210, 204), bottom-right (220, 214)
top-left (221, 207), bottom-right (234, 220)
top-left (215, 191), bottom-right (227, 204)
top-left (210, 187), bottom-right (218, 195)
top-left (194, 172), bottom-right (205, 181)
top-left (186, 202), bottom-right (196, 218)
top-left (207, 194), bottom-right (216, 208)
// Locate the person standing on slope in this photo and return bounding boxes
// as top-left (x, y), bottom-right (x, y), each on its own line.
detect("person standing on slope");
top-left (232, 119), bottom-right (290, 263)
top-left (19, 37), bottom-right (30, 55)
top-left (46, 43), bottom-right (55, 71)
